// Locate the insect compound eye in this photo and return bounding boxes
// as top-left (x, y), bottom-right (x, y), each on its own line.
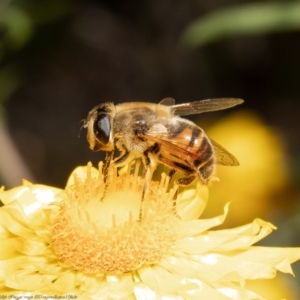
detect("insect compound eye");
top-left (93, 113), bottom-right (111, 145)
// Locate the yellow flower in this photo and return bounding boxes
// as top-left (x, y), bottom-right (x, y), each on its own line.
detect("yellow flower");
top-left (205, 111), bottom-right (289, 227)
top-left (0, 162), bottom-right (300, 299)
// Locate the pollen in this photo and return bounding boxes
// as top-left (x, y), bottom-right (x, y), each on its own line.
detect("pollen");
top-left (51, 161), bottom-right (178, 274)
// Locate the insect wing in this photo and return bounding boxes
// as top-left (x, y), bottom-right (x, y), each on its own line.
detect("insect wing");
top-left (144, 130), bottom-right (203, 162)
top-left (141, 129), bottom-right (239, 168)
top-left (170, 98), bottom-right (244, 116)
top-left (209, 139), bottom-right (239, 166)
top-left (159, 97), bottom-right (176, 106)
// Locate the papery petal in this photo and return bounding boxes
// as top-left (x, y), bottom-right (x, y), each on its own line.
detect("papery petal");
top-left (134, 283), bottom-right (160, 300)
top-left (105, 274), bottom-right (135, 299)
top-left (181, 253), bottom-right (251, 282)
top-left (138, 265), bottom-right (183, 294)
top-left (177, 182), bottom-right (209, 221)
top-left (66, 165), bottom-right (100, 186)
top-left (5, 273), bottom-right (46, 291)
top-left (80, 274), bottom-right (104, 294)
top-left (0, 220), bottom-right (10, 239)
top-left (0, 185), bottom-right (32, 205)
top-left (0, 183), bottom-right (61, 207)
top-left (13, 237), bottom-right (50, 256)
top-left (177, 278), bottom-right (233, 300)
top-left (176, 203), bottom-right (229, 239)
top-left (211, 219), bottom-right (276, 251)
top-left (213, 282), bottom-right (266, 300)
top-left (159, 255), bottom-right (217, 281)
top-left (138, 265), bottom-right (232, 299)
top-left (175, 215), bottom-right (276, 255)
top-left (85, 274), bottom-right (135, 300)
top-left (174, 234), bottom-right (231, 254)
top-left (226, 247), bottom-right (300, 279)
top-left (161, 246), bottom-right (300, 284)
top-left (51, 272), bottom-right (77, 293)
top-left (0, 163), bottom-right (299, 300)
top-left (0, 204), bottom-right (39, 239)
top-left (0, 182), bottom-right (61, 236)
top-left (160, 254), bottom-right (236, 283)
top-left (0, 238), bottom-right (18, 259)
top-left (29, 184), bottom-right (62, 207)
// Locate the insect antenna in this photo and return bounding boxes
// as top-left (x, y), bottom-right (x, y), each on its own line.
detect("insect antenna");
top-left (78, 119), bottom-right (87, 138)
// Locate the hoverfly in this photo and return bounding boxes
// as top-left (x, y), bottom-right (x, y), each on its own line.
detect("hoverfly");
top-left (84, 97), bottom-right (243, 198)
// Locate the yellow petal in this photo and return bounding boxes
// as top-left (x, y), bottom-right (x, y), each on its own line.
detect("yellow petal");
top-left (0, 185), bottom-right (32, 205)
top-left (177, 182), bottom-right (209, 221)
top-left (1, 162), bottom-right (299, 300)
top-left (83, 274), bottom-right (135, 299)
top-left (174, 247), bottom-right (300, 283)
top-left (134, 283), bottom-right (160, 300)
top-left (13, 237), bottom-right (50, 256)
top-left (213, 282), bottom-right (266, 300)
top-left (52, 272), bottom-right (77, 293)
top-left (0, 204), bottom-right (38, 239)
top-left (274, 257), bottom-right (294, 274)
top-left (0, 238), bottom-right (19, 260)
top-left (0, 221), bottom-right (10, 239)
top-left (175, 217), bottom-right (274, 255)
top-left (212, 219), bottom-right (276, 251)
top-left (5, 273), bottom-right (46, 291)
top-left (0, 183), bottom-right (61, 207)
top-left (227, 247), bottom-right (300, 279)
top-left (66, 164), bottom-right (100, 186)
top-left (105, 274), bottom-right (135, 299)
top-left (81, 274), bottom-right (104, 294)
top-left (138, 265), bottom-right (232, 299)
top-left (176, 202), bottom-right (229, 239)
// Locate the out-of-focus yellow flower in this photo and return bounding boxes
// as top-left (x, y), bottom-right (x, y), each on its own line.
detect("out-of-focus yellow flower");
top-left (205, 110), bottom-right (289, 226)
top-left (0, 161), bottom-right (300, 299)
top-left (245, 274), bottom-right (299, 299)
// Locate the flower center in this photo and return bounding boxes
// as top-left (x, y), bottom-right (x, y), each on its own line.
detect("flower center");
top-left (51, 162), bottom-right (178, 274)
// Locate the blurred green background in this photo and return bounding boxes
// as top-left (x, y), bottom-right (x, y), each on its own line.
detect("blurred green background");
top-left (1, 0), bottom-right (300, 298)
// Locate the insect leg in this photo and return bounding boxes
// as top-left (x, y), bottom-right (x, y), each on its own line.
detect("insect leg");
top-left (114, 149), bottom-right (130, 165)
top-left (103, 151), bottom-right (114, 183)
top-left (167, 169), bottom-right (178, 213)
top-left (138, 151), bottom-right (157, 220)
top-left (176, 175), bottom-right (197, 186)
top-left (141, 154), bottom-right (157, 201)
top-left (100, 151), bottom-right (114, 201)
top-left (168, 169), bottom-right (176, 181)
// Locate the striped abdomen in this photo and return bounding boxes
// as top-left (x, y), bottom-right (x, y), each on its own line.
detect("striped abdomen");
top-left (150, 120), bottom-right (215, 184)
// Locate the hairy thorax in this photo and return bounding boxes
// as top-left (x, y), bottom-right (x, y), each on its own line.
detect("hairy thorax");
top-left (114, 109), bottom-right (154, 154)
